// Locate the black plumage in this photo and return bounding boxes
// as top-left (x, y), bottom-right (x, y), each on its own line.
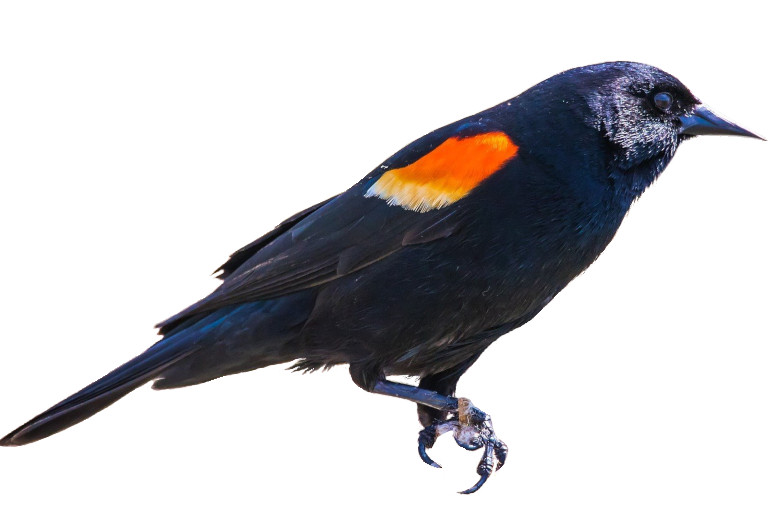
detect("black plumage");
top-left (0, 61), bottom-right (761, 493)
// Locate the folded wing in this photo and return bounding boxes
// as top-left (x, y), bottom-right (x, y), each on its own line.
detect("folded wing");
top-left (157, 122), bottom-right (519, 335)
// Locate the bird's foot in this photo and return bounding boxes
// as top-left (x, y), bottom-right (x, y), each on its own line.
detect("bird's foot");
top-left (417, 397), bottom-right (508, 494)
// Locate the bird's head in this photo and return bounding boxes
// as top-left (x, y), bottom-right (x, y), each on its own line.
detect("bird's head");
top-left (518, 61), bottom-right (762, 203)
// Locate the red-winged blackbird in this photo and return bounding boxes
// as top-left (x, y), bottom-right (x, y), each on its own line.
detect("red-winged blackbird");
top-left (0, 61), bottom-right (761, 493)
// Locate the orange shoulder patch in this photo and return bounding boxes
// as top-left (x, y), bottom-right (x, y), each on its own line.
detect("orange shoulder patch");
top-left (365, 132), bottom-right (518, 212)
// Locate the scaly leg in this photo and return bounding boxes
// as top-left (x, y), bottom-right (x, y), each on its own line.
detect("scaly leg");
top-left (372, 380), bottom-right (508, 494)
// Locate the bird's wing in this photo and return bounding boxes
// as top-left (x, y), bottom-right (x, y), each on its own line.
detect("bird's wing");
top-left (156, 121), bottom-right (520, 334)
top-left (213, 195), bottom-right (339, 280)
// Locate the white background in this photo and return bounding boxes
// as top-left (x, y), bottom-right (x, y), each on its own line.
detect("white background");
top-left (0, 1), bottom-right (779, 503)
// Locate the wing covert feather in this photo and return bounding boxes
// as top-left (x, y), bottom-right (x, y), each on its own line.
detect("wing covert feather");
top-left (157, 122), bottom-right (516, 334)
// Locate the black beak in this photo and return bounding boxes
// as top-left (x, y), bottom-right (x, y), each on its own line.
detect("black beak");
top-left (678, 104), bottom-right (764, 140)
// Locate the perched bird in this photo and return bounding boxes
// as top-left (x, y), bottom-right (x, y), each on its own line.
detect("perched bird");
top-left (0, 61), bottom-right (761, 493)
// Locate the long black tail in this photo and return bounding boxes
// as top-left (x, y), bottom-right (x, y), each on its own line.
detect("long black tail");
top-left (0, 336), bottom-right (198, 446)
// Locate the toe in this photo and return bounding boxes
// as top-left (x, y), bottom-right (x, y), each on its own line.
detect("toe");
top-left (459, 473), bottom-right (490, 494)
top-left (453, 425), bottom-right (484, 450)
top-left (494, 439), bottom-right (508, 471)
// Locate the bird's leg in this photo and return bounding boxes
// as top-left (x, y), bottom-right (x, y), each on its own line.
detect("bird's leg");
top-left (372, 379), bottom-right (508, 494)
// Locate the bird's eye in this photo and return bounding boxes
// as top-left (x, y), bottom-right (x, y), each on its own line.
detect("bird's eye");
top-left (653, 92), bottom-right (673, 111)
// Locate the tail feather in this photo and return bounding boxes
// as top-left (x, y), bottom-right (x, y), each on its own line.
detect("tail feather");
top-left (0, 337), bottom-right (198, 447)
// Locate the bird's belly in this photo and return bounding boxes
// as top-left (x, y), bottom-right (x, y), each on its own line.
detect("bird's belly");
top-left (297, 239), bottom-right (584, 375)
top-left (296, 175), bottom-right (628, 375)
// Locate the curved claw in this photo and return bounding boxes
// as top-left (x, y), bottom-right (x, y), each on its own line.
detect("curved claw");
top-left (418, 440), bottom-right (441, 468)
top-left (459, 473), bottom-right (490, 495)
top-left (417, 425), bottom-right (442, 468)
